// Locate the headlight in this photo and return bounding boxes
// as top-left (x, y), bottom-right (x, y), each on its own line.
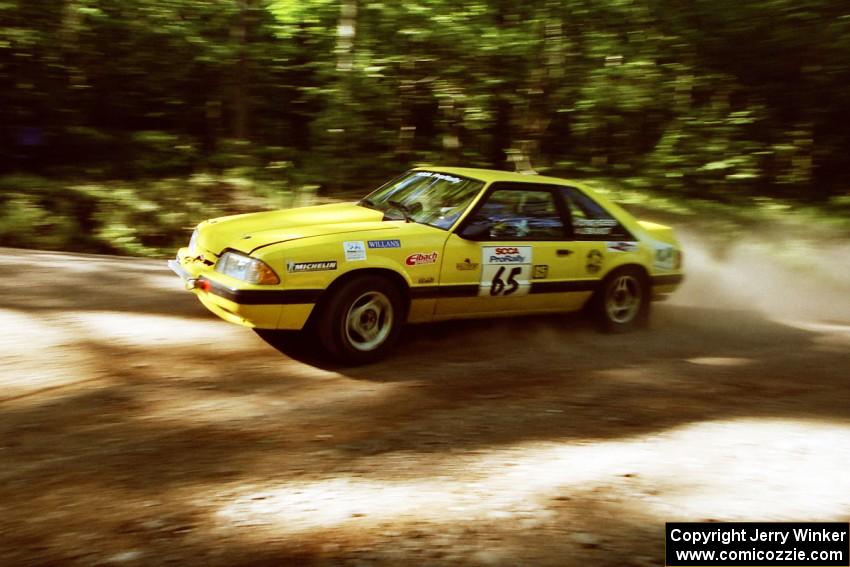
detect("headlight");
top-left (215, 251), bottom-right (280, 285)
top-left (188, 228), bottom-right (199, 255)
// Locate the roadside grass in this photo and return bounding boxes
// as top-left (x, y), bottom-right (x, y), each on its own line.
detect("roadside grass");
top-left (0, 174), bottom-right (304, 256)
top-left (582, 178), bottom-right (850, 288)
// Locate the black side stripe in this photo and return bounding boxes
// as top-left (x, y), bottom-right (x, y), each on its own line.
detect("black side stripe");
top-left (651, 274), bottom-right (684, 286)
top-left (529, 280), bottom-right (598, 294)
top-left (410, 280), bottom-right (600, 299)
top-left (203, 278), bottom-right (324, 305)
top-left (206, 274), bottom-right (683, 305)
top-left (410, 284), bottom-right (478, 299)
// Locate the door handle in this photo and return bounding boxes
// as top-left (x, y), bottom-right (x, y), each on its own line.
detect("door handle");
top-left (557, 249), bottom-right (573, 257)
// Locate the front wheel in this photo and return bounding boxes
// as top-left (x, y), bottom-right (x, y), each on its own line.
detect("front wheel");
top-left (316, 275), bottom-right (404, 364)
top-left (591, 267), bottom-right (649, 333)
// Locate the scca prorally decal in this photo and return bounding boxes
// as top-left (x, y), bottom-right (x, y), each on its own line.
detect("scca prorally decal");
top-left (586, 249), bottom-right (603, 274)
top-left (606, 241), bottom-right (638, 253)
top-left (343, 241), bottom-right (366, 262)
top-left (367, 239), bottom-right (401, 249)
top-left (483, 246), bottom-right (532, 265)
top-left (288, 261), bottom-right (338, 273)
top-left (532, 265), bottom-right (549, 279)
top-left (406, 252), bottom-right (438, 266)
top-left (480, 246), bottom-right (532, 298)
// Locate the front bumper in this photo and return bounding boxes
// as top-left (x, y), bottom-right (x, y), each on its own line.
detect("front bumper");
top-left (650, 272), bottom-right (684, 299)
top-left (168, 258), bottom-right (199, 290)
top-left (167, 250), bottom-right (315, 330)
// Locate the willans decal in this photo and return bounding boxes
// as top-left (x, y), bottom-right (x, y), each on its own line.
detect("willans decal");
top-left (367, 239), bottom-right (401, 249)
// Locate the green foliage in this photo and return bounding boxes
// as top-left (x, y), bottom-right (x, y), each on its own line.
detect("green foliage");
top-left (0, 173), bottom-right (299, 256)
top-left (1, 0), bottom-right (848, 256)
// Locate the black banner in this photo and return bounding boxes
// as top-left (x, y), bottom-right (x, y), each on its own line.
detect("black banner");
top-left (666, 522), bottom-right (849, 566)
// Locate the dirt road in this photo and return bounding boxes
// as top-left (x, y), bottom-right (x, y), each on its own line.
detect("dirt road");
top-left (1, 241), bottom-right (848, 566)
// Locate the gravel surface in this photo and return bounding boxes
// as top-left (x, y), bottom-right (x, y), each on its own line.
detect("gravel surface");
top-left (0, 241), bottom-right (848, 566)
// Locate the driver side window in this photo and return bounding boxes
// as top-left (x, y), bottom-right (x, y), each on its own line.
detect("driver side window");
top-left (466, 185), bottom-right (566, 240)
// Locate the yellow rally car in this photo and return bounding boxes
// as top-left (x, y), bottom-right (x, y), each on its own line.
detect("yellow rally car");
top-left (169, 167), bottom-right (683, 363)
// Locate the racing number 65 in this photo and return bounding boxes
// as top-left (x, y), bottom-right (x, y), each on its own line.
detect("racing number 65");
top-left (490, 266), bottom-right (522, 296)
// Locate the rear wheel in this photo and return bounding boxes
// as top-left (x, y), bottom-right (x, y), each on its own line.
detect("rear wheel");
top-left (316, 275), bottom-right (404, 364)
top-left (592, 267), bottom-right (649, 333)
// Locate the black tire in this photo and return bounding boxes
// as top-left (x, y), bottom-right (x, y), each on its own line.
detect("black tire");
top-left (590, 266), bottom-right (650, 333)
top-left (315, 275), bottom-right (405, 364)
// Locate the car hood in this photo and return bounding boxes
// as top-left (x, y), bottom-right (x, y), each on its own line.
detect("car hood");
top-left (198, 202), bottom-right (391, 255)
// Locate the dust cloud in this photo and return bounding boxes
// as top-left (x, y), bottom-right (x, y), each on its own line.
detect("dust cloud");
top-left (670, 230), bottom-right (850, 325)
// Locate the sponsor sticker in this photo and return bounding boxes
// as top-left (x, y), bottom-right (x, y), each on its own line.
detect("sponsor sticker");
top-left (288, 261), bottom-right (337, 273)
top-left (575, 218), bottom-right (618, 236)
top-left (418, 277), bottom-right (435, 284)
top-left (456, 258), bottom-right (480, 271)
top-left (367, 239), bottom-right (401, 249)
top-left (576, 219), bottom-right (618, 227)
top-left (480, 246), bottom-right (533, 297)
top-left (483, 246), bottom-right (532, 265)
top-left (406, 252), bottom-right (438, 266)
top-left (532, 265), bottom-right (549, 279)
top-left (343, 241), bottom-right (366, 262)
top-left (413, 171), bottom-right (461, 183)
top-left (606, 241), bottom-right (638, 253)
top-left (586, 249), bottom-right (603, 274)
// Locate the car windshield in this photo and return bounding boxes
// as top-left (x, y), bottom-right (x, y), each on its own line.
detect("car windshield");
top-left (360, 171), bottom-right (484, 230)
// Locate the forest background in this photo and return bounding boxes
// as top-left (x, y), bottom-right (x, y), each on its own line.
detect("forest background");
top-left (2, 0), bottom-right (848, 255)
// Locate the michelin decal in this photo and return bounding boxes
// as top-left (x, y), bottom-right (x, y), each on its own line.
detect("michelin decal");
top-left (288, 261), bottom-right (337, 273)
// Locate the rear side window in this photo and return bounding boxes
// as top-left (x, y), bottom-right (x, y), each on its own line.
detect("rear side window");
top-left (562, 187), bottom-right (634, 241)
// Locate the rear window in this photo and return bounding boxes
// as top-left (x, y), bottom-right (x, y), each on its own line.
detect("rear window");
top-left (562, 187), bottom-right (634, 241)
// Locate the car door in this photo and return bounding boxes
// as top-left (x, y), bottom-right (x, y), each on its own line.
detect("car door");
top-left (435, 182), bottom-right (587, 318)
top-left (559, 185), bottom-right (641, 285)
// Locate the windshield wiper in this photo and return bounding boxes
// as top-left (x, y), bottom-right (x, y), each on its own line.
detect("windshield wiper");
top-left (387, 200), bottom-right (414, 223)
top-left (359, 197), bottom-right (379, 210)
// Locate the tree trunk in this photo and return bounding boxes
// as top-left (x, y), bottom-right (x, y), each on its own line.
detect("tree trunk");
top-left (336, 0), bottom-right (357, 73)
top-left (61, 0), bottom-right (86, 91)
top-left (232, 0), bottom-right (253, 140)
top-left (395, 60), bottom-right (416, 159)
top-left (509, 2), bottom-right (561, 173)
top-left (437, 81), bottom-right (463, 164)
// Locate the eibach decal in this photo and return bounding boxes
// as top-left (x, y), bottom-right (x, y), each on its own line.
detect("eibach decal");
top-left (406, 252), bottom-right (438, 266)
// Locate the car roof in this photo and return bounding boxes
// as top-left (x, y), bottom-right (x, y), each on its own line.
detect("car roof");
top-left (412, 166), bottom-right (587, 188)
top-left (410, 166), bottom-right (640, 233)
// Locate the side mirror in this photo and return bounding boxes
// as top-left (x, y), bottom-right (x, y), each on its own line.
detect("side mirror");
top-left (458, 221), bottom-right (491, 241)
